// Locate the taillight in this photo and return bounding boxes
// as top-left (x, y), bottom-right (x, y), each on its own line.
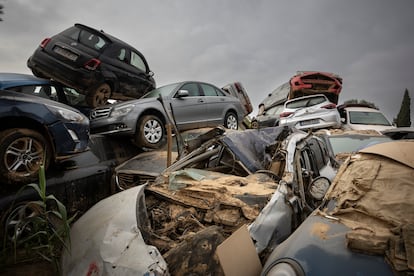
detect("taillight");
top-left (321, 103), bottom-right (337, 109)
top-left (40, 38), bottom-right (51, 48)
top-left (280, 111), bottom-right (293, 118)
top-left (84, 59), bottom-right (101, 70)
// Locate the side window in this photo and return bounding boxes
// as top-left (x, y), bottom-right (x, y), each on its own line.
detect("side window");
top-left (63, 87), bottom-right (86, 106)
top-left (179, 83), bottom-right (201, 97)
top-left (130, 51), bottom-right (147, 72)
top-left (118, 48), bottom-right (128, 62)
top-left (79, 30), bottom-right (107, 50)
top-left (201, 83), bottom-right (224, 96)
top-left (9, 85), bottom-right (51, 100)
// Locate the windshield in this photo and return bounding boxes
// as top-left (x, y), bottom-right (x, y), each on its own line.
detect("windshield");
top-left (349, 111), bottom-right (392, 126)
top-left (142, 83), bottom-right (180, 98)
top-left (328, 135), bottom-right (392, 155)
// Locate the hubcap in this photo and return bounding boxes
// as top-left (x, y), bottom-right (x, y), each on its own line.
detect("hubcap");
top-left (143, 119), bottom-right (163, 144)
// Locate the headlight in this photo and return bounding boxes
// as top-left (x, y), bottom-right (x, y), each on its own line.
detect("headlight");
top-left (110, 104), bottom-right (135, 117)
top-left (47, 105), bottom-right (86, 122)
top-left (264, 261), bottom-right (304, 276)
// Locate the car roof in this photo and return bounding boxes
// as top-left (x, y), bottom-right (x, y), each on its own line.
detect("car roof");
top-left (342, 106), bottom-right (381, 112)
top-left (0, 72), bottom-right (50, 88)
top-left (359, 140), bottom-right (414, 168)
top-left (74, 23), bottom-right (139, 53)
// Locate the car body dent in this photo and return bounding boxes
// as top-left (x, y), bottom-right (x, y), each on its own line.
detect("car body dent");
top-left (61, 185), bottom-right (168, 275)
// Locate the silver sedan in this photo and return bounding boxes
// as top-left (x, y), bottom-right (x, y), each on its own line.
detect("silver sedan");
top-left (89, 81), bottom-right (245, 148)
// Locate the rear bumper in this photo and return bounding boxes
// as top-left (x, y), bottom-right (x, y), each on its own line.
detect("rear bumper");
top-left (28, 49), bottom-right (103, 92)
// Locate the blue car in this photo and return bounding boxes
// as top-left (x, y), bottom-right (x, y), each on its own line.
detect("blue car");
top-left (261, 140), bottom-right (414, 276)
top-left (0, 89), bottom-right (90, 184)
top-left (0, 72), bottom-right (91, 116)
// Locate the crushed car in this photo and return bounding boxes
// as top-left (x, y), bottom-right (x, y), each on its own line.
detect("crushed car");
top-left (27, 23), bottom-right (156, 108)
top-left (61, 126), bottom-right (338, 275)
top-left (261, 140), bottom-right (414, 276)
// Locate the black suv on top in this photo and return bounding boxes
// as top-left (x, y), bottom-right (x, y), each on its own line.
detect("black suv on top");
top-left (27, 23), bottom-right (156, 108)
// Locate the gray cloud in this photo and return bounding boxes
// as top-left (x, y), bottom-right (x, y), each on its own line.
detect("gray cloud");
top-left (1, 0), bottom-right (413, 123)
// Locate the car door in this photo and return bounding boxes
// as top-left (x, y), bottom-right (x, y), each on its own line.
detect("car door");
top-left (199, 83), bottom-right (231, 126)
top-left (169, 82), bottom-right (208, 130)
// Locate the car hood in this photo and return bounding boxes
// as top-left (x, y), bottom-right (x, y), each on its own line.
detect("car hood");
top-left (61, 185), bottom-right (168, 275)
top-left (262, 214), bottom-right (395, 275)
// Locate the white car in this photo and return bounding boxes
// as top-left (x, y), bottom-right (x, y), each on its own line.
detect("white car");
top-left (338, 105), bottom-right (395, 132)
top-left (279, 94), bottom-right (341, 130)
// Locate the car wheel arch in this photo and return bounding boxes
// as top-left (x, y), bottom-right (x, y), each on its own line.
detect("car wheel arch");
top-left (0, 117), bottom-right (54, 150)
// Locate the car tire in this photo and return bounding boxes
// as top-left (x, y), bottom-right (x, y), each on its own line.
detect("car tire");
top-left (135, 115), bottom-right (165, 149)
top-left (86, 83), bottom-right (111, 108)
top-left (251, 120), bottom-right (259, 129)
top-left (0, 128), bottom-right (52, 184)
top-left (30, 68), bottom-right (48, 79)
top-left (224, 111), bottom-right (238, 130)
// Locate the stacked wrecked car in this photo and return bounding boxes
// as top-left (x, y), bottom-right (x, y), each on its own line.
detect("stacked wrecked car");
top-left (62, 126), bottom-right (338, 275)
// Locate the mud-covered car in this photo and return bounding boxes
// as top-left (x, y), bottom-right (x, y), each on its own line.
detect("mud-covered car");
top-left (0, 89), bottom-right (89, 184)
top-left (316, 128), bottom-right (393, 164)
top-left (261, 140), bottom-right (414, 276)
top-left (90, 81), bottom-right (246, 149)
top-left (62, 126), bottom-right (338, 275)
top-left (27, 23), bottom-right (155, 108)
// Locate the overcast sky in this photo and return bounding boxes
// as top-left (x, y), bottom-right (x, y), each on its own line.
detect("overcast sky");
top-left (1, 0), bottom-right (413, 124)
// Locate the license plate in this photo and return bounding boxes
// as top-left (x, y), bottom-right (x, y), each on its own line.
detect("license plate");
top-left (300, 119), bottom-right (319, 126)
top-left (53, 46), bottom-right (78, 61)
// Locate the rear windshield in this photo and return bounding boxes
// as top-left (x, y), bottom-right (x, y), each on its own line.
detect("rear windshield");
top-left (61, 26), bottom-right (109, 51)
top-left (286, 95), bottom-right (326, 109)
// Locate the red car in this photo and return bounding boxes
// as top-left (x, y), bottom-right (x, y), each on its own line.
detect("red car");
top-left (289, 71), bottom-right (343, 104)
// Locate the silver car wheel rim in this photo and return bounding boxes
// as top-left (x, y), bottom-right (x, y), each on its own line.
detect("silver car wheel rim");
top-left (5, 137), bottom-right (43, 175)
top-left (143, 119), bottom-right (163, 144)
top-left (227, 115), bottom-right (238, 129)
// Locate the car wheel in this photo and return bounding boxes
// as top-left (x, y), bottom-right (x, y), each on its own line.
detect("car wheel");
top-left (224, 112), bottom-right (238, 130)
top-left (86, 83), bottom-right (111, 108)
top-left (135, 115), bottom-right (165, 149)
top-left (0, 129), bottom-right (52, 184)
top-left (31, 68), bottom-right (48, 79)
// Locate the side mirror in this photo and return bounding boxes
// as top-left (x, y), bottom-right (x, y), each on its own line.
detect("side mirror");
top-left (177, 90), bottom-right (189, 98)
top-left (308, 176), bottom-right (330, 200)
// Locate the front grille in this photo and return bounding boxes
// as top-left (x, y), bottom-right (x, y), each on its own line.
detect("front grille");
top-left (90, 107), bottom-right (111, 119)
top-left (116, 173), bottom-right (156, 190)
